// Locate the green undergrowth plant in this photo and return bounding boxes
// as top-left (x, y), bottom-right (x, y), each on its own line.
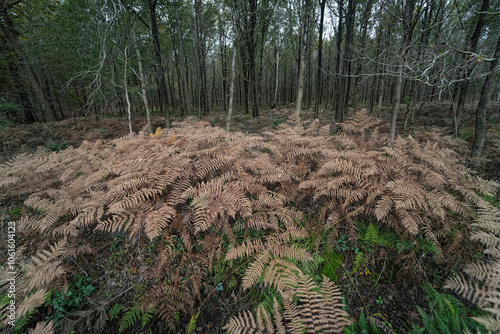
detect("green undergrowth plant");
top-left (344, 310), bottom-right (395, 334)
top-left (0, 111), bottom-right (497, 332)
top-left (119, 302), bottom-right (156, 333)
top-left (44, 275), bottom-right (96, 327)
top-left (409, 283), bottom-right (487, 333)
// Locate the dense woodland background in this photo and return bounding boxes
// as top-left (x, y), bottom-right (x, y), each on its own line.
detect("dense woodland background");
top-left (1, 0), bottom-right (500, 333)
top-left (1, 0), bottom-right (500, 154)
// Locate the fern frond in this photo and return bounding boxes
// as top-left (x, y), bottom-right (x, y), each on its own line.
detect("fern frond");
top-left (28, 320), bottom-right (54, 334)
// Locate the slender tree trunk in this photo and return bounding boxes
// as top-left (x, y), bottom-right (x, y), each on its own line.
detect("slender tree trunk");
top-left (0, 0), bottom-right (55, 122)
top-left (471, 35), bottom-right (500, 161)
top-left (219, 18), bottom-right (227, 112)
top-left (193, 0), bottom-right (208, 115)
top-left (456, 0), bottom-right (489, 127)
top-left (123, 46), bottom-right (133, 134)
top-left (133, 31), bottom-right (153, 134)
top-left (273, 43), bottom-right (279, 109)
top-left (248, 0), bottom-right (259, 117)
top-left (389, 0), bottom-right (421, 144)
top-left (226, 42), bottom-right (237, 132)
top-left (0, 33), bottom-right (36, 122)
top-left (145, 0), bottom-right (170, 128)
top-left (334, 0), bottom-right (344, 121)
top-left (295, 0), bottom-right (311, 126)
top-left (389, 66), bottom-right (403, 145)
top-left (314, 0), bottom-right (326, 119)
top-left (337, 0), bottom-right (355, 123)
top-left (175, 2), bottom-right (192, 116)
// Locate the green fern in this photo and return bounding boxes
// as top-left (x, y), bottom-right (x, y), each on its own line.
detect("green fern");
top-left (364, 223), bottom-right (379, 246)
top-left (185, 313), bottom-right (199, 334)
top-left (352, 252), bottom-right (365, 273)
top-left (109, 303), bottom-right (124, 320)
top-left (12, 312), bottom-right (36, 333)
top-left (409, 283), bottom-right (486, 333)
top-left (396, 240), bottom-right (414, 254)
top-left (416, 235), bottom-right (439, 255)
top-left (119, 303), bottom-right (156, 332)
top-left (345, 310), bottom-right (385, 334)
top-left (141, 308), bottom-right (156, 329)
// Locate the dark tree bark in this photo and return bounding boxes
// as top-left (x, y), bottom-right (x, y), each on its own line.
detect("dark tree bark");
top-left (295, 0), bottom-right (311, 125)
top-left (336, 0), bottom-right (355, 123)
top-left (175, 2), bottom-right (192, 116)
top-left (455, 0), bottom-right (489, 126)
top-left (389, 0), bottom-right (423, 145)
top-left (334, 0), bottom-right (344, 121)
top-left (0, 32), bottom-right (36, 122)
top-left (314, 0), bottom-right (326, 119)
top-left (193, 0), bottom-right (209, 116)
top-left (352, 0), bottom-right (374, 112)
top-left (471, 35), bottom-right (500, 161)
top-left (219, 17), bottom-right (227, 112)
top-left (144, 0), bottom-right (170, 128)
top-left (0, 0), bottom-right (54, 122)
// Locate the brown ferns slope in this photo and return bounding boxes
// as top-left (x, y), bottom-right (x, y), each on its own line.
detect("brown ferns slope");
top-left (0, 111), bottom-right (496, 333)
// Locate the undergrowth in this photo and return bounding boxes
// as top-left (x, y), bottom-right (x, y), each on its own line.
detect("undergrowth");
top-left (0, 111), bottom-right (498, 333)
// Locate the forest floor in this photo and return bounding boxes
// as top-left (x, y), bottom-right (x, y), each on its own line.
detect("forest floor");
top-left (2, 101), bottom-right (499, 180)
top-left (1, 102), bottom-right (499, 333)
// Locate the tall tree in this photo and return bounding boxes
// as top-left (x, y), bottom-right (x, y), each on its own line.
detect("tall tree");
top-left (0, 0), bottom-right (55, 122)
top-left (143, 0), bottom-right (170, 128)
top-left (389, 0), bottom-right (423, 145)
top-left (471, 35), bottom-right (500, 162)
top-left (295, 0), bottom-right (312, 125)
top-left (455, 0), bottom-right (490, 127)
top-left (314, 0), bottom-right (327, 119)
top-left (336, 0), bottom-right (356, 123)
top-left (175, 1), bottom-right (192, 116)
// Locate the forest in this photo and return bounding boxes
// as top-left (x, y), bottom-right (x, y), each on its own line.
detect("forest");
top-left (1, 0), bottom-right (500, 333)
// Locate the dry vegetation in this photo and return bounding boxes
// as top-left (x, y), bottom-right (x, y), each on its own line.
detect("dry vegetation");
top-left (0, 109), bottom-right (499, 333)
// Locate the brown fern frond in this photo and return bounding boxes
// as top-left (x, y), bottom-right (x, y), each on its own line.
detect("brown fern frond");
top-left (16, 289), bottom-right (50, 322)
top-left (341, 109), bottom-right (381, 134)
top-left (28, 320), bottom-right (54, 334)
top-left (26, 240), bottom-right (68, 291)
top-left (223, 310), bottom-right (260, 334)
top-left (195, 156), bottom-right (234, 179)
top-left (242, 251), bottom-right (272, 290)
top-left (144, 205), bottom-right (177, 240)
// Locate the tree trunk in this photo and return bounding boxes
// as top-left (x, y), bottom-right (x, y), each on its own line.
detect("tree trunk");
top-left (455, 0), bottom-right (489, 127)
top-left (273, 41), bottom-right (279, 109)
top-left (295, 0), bottom-right (311, 126)
top-left (314, 0), bottom-right (326, 119)
top-left (145, 0), bottom-right (170, 128)
top-left (133, 31), bottom-right (153, 134)
top-left (334, 0), bottom-right (344, 121)
top-left (0, 32), bottom-right (37, 122)
top-left (0, 0), bottom-right (55, 122)
top-left (175, 2), bottom-right (192, 116)
top-left (193, 0), bottom-right (208, 116)
top-left (389, 66), bottom-right (403, 145)
top-left (389, 0), bottom-right (421, 144)
top-left (226, 42), bottom-right (237, 132)
top-left (123, 46), bottom-right (133, 134)
top-left (471, 35), bottom-right (500, 161)
top-left (219, 17), bottom-right (227, 112)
